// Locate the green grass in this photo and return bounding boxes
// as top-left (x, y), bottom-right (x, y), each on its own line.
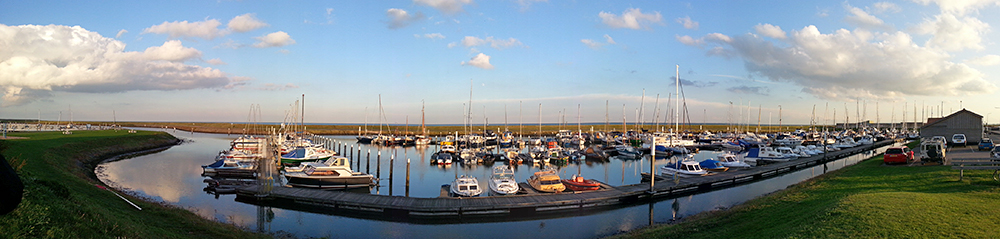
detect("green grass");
top-left (614, 153), bottom-right (1000, 238)
top-left (0, 130), bottom-right (271, 239)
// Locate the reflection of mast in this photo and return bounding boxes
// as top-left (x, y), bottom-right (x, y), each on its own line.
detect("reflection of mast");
top-left (256, 206), bottom-right (273, 233)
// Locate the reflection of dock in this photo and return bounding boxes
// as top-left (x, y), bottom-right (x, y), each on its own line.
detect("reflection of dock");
top-left (236, 140), bottom-right (894, 221)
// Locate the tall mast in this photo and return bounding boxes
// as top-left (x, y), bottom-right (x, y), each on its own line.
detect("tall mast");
top-left (468, 79), bottom-right (474, 136)
top-left (301, 94), bottom-right (305, 132)
top-left (674, 64), bottom-right (680, 133)
top-left (638, 88), bottom-right (645, 129)
top-left (537, 103), bottom-right (542, 138)
top-left (421, 100), bottom-right (426, 136)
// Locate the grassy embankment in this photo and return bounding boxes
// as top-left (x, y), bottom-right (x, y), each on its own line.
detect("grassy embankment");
top-left (71, 121), bottom-right (817, 136)
top-left (0, 130), bottom-right (270, 239)
top-left (615, 142), bottom-right (1000, 238)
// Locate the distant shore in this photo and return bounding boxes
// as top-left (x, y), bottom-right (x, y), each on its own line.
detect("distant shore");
top-left (51, 121), bottom-right (818, 137)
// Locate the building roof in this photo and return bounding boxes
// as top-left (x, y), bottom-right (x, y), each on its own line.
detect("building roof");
top-left (920, 109), bottom-right (982, 129)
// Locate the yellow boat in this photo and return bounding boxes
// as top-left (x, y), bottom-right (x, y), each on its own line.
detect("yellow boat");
top-left (527, 169), bottom-right (565, 193)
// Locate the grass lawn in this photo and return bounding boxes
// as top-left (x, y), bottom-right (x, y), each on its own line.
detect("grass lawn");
top-left (0, 130), bottom-right (270, 239)
top-left (614, 146), bottom-right (1000, 238)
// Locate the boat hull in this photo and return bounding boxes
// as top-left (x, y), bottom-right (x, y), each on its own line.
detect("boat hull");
top-left (284, 174), bottom-right (374, 189)
top-left (561, 180), bottom-right (600, 191)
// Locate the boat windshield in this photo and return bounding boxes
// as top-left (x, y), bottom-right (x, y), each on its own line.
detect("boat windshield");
top-left (459, 185), bottom-right (468, 190)
top-left (468, 185), bottom-right (478, 190)
top-left (541, 180), bottom-right (561, 185)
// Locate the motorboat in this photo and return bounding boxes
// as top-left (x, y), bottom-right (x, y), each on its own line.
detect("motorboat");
top-left (450, 175), bottom-right (483, 197)
top-left (527, 168), bottom-right (565, 193)
top-left (699, 159), bottom-right (729, 172)
top-left (716, 153), bottom-right (752, 168)
top-left (744, 147), bottom-right (793, 163)
top-left (660, 160), bottom-right (708, 177)
top-left (615, 145), bottom-right (641, 159)
top-left (560, 175), bottom-right (601, 191)
top-left (489, 165), bottom-right (519, 195)
top-left (280, 146), bottom-right (334, 165)
top-left (431, 151), bottom-right (454, 165)
top-left (775, 147), bottom-right (801, 158)
top-left (202, 158), bottom-right (255, 177)
top-left (283, 157), bottom-right (375, 189)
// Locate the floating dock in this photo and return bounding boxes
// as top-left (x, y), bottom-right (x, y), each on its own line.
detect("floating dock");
top-left (235, 140), bottom-right (894, 221)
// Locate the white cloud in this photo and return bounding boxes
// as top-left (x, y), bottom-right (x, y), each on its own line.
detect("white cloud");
top-left (0, 24), bottom-right (233, 106)
top-left (227, 13), bottom-right (269, 32)
top-left (754, 23), bottom-right (787, 39)
top-left (414, 33), bottom-right (445, 39)
top-left (252, 31), bottom-right (296, 48)
top-left (676, 16), bottom-right (699, 30)
top-left (142, 40), bottom-right (202, 62)
top-left (414, 0), bottom-right (473, 15)
top-left (206, 58), bottom-right (227, 65)
top-left (675, 35), bottom-right (703, 46)
top-left (844, 5), bottom-right (892, 31)
top-left (461, 53), bottom-right (494, 69)
top-left (115, 29), bottom-right (128, 38)
top-left (687, 25), bottom-right (996, 100)
top-left (258, 83), bottom-right (299, 91)
top-left (873, 2), bottom-right (901, 13)
top-left (598, 8), bottom-right (663, 30)
top-left (915, 13), bottom-right (989, 51)
top-left (965, 55), bottom-right (1000, 65)
top-left (912, 0), bottom-right (1000, 16)
top-left (386, 8), bottom-right (425, 29)
top-left (581, 34), bottom-right (617, 49)
top-left (516, 0), bottom-right (547, 11)
top-left (143, 19), bottom-right (224, 40)
top-left (459, 36), bottom-right (523, 49)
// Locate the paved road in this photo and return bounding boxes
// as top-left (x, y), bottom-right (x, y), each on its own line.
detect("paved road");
top-left (943, 131), bottom-right (998, 164)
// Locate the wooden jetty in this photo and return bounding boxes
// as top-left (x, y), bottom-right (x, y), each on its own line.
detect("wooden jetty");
top-left (235, 140), bottom-right (895, 221)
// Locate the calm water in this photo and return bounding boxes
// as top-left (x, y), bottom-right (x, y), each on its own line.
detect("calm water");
top-left (97, 128), bottom-right (893, 238)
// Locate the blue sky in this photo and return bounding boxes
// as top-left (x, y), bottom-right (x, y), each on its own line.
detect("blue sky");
top-left (2, 0), bottom-right (999, 126)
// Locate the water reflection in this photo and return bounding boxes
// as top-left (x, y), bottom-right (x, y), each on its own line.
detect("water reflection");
top-left (97, 128), bottom-right (895, 238)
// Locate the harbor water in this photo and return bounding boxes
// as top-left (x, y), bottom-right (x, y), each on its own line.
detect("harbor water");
top-left (96, 128), bottom-right (892, 238)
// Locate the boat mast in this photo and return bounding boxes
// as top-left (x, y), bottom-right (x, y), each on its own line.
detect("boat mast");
top-left (674, 64), bottom-right (679, 134)
top-left (468, 79), bottom-right (473, 136)
top-left (301, 94), bottom-right (305, 133)
top-left (421, 100), bottom-right (426, 136)
top-left (537, 103), bottom-right (542, 138)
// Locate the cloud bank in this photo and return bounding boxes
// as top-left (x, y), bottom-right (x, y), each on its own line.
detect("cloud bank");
top-left (0, 24), bottom-right (234, 106)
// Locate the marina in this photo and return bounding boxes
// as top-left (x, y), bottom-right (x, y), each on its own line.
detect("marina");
top-left (233, 137), bottom-right (893, 221)
top-left (96, 128), bottom-right (900, 238)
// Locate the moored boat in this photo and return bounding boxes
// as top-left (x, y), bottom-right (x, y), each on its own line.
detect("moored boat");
top-left (527, 168), bottom-right (565, 193)
top-left (489, 165), bottom-right (519, 195)
top-left (660, 160), bottom-right (708, 177)
top-left (560, 175), bottom-right (601, 191)
top-left (283, 157), bottom-right (374, 189)
top-left (449, 175), bottom-right (483, 197)
top-left (698, 159), bottom-right (729, 172)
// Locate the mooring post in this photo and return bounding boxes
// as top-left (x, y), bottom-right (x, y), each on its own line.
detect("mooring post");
top-left (377, 151), bottom-right (381, 180)
top-left (406, 157), bottom-right (411, 197)
top-left (389, 153), bottom-right (394, 195)
top-left (367, 149), bottom-right (371, 174)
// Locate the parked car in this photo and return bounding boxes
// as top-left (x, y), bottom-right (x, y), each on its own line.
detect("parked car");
top-left (951, 134), bottom-right (967, 146)
top-left (993, 146), bottom-right (1000, 158)
top-left (979, 138), bottom-right (994, 151)
top-left (883, 146), bottom-right (914, 164)
top-left (920, 141), bottom-right (946, 163)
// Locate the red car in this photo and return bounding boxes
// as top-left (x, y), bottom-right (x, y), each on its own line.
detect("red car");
top-left (883, 146), bottom-right (914, 164)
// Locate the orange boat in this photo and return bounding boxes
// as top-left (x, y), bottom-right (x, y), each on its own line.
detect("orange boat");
top-left (560, 175), bottom-right (600, 191)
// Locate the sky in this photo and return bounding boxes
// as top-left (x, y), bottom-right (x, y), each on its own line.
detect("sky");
top-left (2, 0), bottom-right (1000, 126)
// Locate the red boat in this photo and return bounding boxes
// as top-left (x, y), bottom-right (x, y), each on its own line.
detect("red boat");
top-left (561, 175), bottom-right (601, 191)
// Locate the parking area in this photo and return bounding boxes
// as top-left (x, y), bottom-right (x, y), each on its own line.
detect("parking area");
top-left (943, 131), bottom-right (999, 165)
